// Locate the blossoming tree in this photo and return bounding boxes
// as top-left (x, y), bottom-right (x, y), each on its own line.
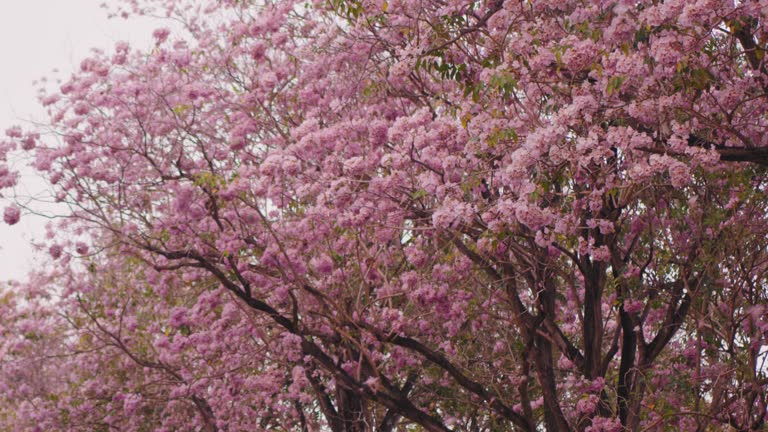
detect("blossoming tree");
top-left (2, 0), bottom-right (768, 430)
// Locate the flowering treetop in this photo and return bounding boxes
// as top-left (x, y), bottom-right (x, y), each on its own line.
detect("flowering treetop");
top-left (1, 0), bottom-right (768, 431)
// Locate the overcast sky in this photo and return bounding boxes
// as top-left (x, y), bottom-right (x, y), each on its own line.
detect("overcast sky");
top-left (0, 1), bottom-right (160, 282)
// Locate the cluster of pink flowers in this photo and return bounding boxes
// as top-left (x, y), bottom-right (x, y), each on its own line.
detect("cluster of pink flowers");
top-left (1, 0), bottom-right (768, 430)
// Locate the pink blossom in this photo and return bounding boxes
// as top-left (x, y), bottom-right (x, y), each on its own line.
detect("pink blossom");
top-left (3, 205), bottom-right (20, 225)
top-left (48, 244), bottom-right (62, 260)
top-left (576, 395), bottom-right (598, 415)
top-left (4, 126), bottom-right (22, 138)
top-left (310, 254), bottom-right (334, 275)
top-left (152, 27), bottom-right (170, 43)
top-left (75, 242), bottom-right (89, 255)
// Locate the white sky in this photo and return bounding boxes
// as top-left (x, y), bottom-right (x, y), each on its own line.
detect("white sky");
top-left (0, 1), bottom-right (162, 282)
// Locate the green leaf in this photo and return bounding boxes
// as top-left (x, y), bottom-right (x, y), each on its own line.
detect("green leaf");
top-left (606, 75), bottom-right (626, 95)
top-left (690, 68), bottom-right (714, 90)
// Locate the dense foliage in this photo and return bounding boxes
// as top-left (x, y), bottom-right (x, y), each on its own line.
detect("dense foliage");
top-left (2, 0), bottom-right (768, 430)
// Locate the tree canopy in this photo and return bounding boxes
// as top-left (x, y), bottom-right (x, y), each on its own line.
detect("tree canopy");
top-left (2, 0), bottom-right (768, 430)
